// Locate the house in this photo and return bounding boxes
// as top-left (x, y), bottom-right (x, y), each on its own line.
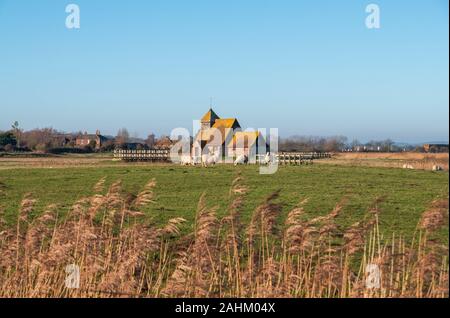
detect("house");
top-left (192, 108), bottom-right (267, 159)
top-left (75, 130), bottom-right (111, 149)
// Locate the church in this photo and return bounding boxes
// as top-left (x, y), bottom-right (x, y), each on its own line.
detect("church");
top-left (192, 108), bottom-right (267, 159)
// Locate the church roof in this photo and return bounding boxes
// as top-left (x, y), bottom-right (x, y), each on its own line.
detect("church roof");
top-left (212, 118), bottom-right (237, 129)
top-left (201, 108), bottom-right (220, 122)
top-left (227, 131), bottom-right (262, 149)
top-left (196, 118), bottom-right (240, 146)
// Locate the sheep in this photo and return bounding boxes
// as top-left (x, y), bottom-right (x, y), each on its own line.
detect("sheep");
top-left (207, 153), bottom-right (219, 166)
top-left (234, 154), bottom-right (248, 166)
top-left (180, 155), bottom-right (193, 166)
top-left (261, 152), bottom-right (271, 165)
top-left (192, 156), bottom-right (201, 165)
top-left (432, 165), bottom-right (443, 171)
top-left (402, 164), bottom-right (414, 169)
top-left (202, 152), bottom-right (220, 167)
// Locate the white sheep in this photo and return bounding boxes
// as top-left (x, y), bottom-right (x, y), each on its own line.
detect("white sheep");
top-left (180, 155), bottom-right (193, 166)
top-left (402, 164), bottom-right (414, 169)
top-left (262, 152), bottom-right (271, 165)
top-left (207, 153), bottom-right (219, 166)
top-left (234, 154), bottom-right (248, 166)
top-left (192, 156), bottom-right (201, 165)
top-left (202, 153), bottom-right (220, 167)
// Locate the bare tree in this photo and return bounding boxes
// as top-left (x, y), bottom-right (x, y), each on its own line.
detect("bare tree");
top-left (350, 139), bottom-right (360, 151)
top-left (20, 128), bottom-right (61, 151)
top-left (382, 139), bottom-right (394, 152)
top-left (146, 133), bottom-right (156, 148)
top-left (116, 128), bottom-right (130, 145)
top-left (280, 135), bottom-right (347, 152)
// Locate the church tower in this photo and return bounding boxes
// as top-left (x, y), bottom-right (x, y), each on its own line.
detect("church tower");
top-left (200, 108), bottom-right (220, 130)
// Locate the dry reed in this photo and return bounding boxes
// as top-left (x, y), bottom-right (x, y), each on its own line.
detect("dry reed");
top-left (0, 176), bottom-right (447, 298)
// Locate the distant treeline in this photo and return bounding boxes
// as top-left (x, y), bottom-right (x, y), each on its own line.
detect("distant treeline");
top-left (279, 136), bottom-right (421, 153)
top-left (0, 126), bottom-right (444, 154)
top-left (0, 127), bottom-right (169, 154)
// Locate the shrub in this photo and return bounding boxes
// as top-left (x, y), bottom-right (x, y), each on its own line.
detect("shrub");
top-left (0, 132), bottom-right (17, 148)
top-left (35, 142), bottom-right (52, 153)
top-left (46, 147), bottom-right (91, 154)
top-left (3, 144), bottom-right (15, 152)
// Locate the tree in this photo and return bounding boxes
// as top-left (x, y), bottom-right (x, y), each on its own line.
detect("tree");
top-left (88, 140), bottom-right (97, 150)
top-left (324, 136), bottom-right (348, 152)
top-left (116, 128), bottom-right (130, 145)
top-left (351, 139), bottom-right (360, 150)
top-left (146, 133), bottom-right (156, 148)
top-left (4, 144), bottom-right (15, 152)
top-left (382, 139), bottom-right (394, 152)
top-left (0, 132), bottom-right (17, 148)
top-left (35, 142), bottom-right (52, 153)
top-left (280, 135), bottom-right (348, 152)
top-left (20, 128), bottom-right (59, 150)
top-left (100, 140), bottom-right (115, 152)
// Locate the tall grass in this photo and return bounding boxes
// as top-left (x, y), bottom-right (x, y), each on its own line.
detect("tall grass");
top-left (0, 175), bottom-right (447, 298)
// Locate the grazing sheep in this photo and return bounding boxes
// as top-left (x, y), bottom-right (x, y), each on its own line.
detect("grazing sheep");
top-left (180, 155), bottom-right (193, 166)
top-left (234, 154), bottom-right (248, 166)
top-left (432, 165), bottom-right (443, 171)
top-left (202, 153), bottom-right (220, 167)
top-left (207, 153), bottom-right (219, 165)
top-left (262, 152), bottom-right (271, 165)
top-left (192, 156), bottom-right (201, 165)
top-left (402, 164), bottom-right (414, 169)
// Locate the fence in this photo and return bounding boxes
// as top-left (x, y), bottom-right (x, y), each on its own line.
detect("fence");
top-left (114, 149), bottom-right (331, 165)
top-left (113, 149), bottom-right (171, 161)
top-left (257, 152), bottom-right (332, 165)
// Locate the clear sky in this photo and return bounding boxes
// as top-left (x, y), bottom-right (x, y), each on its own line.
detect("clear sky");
top-left (0, 0), bottom-right (448, 142)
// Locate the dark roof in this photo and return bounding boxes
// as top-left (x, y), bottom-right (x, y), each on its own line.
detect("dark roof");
top-left (201, 108), bottom-right (220, 123)
top-left (77, 134), bottom-right (113, 141)
top-left (77, 134), bottom-right (97, 139)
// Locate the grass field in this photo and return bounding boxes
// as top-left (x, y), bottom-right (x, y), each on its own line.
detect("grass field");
top-left (0, 162), bottom-right (448, 242)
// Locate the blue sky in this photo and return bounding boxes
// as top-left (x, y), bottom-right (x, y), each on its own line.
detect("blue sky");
top-left (0, 0), bottom-right (448, 142)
